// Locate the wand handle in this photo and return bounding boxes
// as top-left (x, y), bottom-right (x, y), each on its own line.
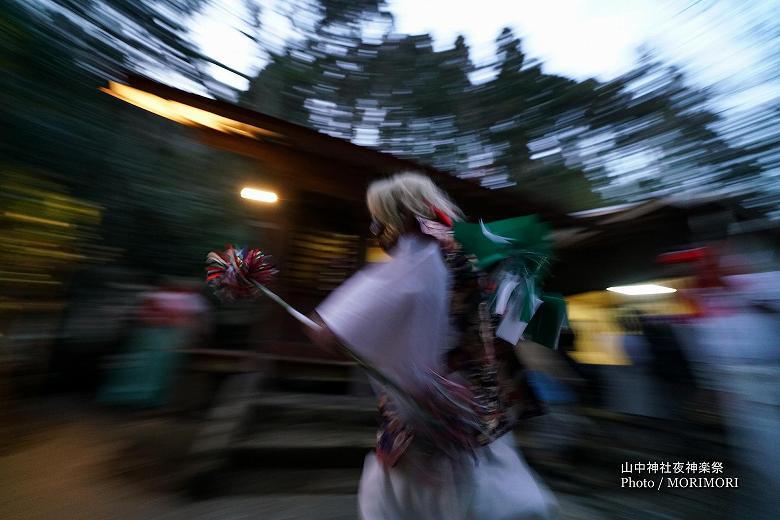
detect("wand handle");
top-left (255, 283), bottom-right (322, 330)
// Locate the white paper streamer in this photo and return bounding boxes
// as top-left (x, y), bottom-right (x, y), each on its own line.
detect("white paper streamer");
top-left (479, 220), bottom-right (514, 244)
top-left (496, 296), bottom-right (543, 345)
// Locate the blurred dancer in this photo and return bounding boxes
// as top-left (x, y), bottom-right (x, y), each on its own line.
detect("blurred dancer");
top-left (307, 173), bottom-right (556, 520)
top-left (681, 269), bottom-right (780, 518)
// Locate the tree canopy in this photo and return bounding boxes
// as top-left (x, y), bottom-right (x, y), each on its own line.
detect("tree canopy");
top-left (240, 6), bottom-right (773, 213)
top-left (2, 0), bottom-right (778, 281)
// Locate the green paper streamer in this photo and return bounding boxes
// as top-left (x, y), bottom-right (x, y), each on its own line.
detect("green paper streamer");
top-left (453, 215), bottom-right (552, 272)
top-left (455, 215), bottom-right (564, 348)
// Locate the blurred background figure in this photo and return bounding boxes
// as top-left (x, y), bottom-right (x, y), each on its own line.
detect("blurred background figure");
top-left (677, 255), bottom-right (780, 517)
top-left (612, 308), bottom-right (665, 417)
top-left (641, 314), bottom-right (698, 420)
top-left (96, 278), bottom-right (211, 408)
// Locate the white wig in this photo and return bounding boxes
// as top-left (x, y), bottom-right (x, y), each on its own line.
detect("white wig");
top-left (366, 172), bottom-right (463, 237)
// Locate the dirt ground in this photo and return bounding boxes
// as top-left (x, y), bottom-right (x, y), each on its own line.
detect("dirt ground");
top-left (0, 398), bottom-right (741, 520)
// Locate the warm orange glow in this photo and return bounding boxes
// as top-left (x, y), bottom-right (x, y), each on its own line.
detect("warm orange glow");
top-left (4, 211), bottom-right (71, 228)
top-left (240, 187), bottom-right (279, 203)
top-left (100, 82), bottom-right (283, 140)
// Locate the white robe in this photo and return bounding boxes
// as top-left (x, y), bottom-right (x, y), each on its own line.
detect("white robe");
top-left (317, 235), bottom-right (449, 395)
top-left (317, 235), bottom-right (557, 520)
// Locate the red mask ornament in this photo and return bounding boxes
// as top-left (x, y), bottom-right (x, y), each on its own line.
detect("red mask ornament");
top-left (429, 204), bottom-right (453, 228)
